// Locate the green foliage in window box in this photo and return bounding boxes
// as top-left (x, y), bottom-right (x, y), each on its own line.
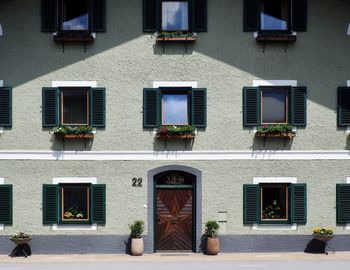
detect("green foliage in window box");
top-left (256, 124), bottom-right (293, 135)
top-left (53, 126), bottom-right (93, 136)
top-left (157, 31), bottom-right (195, 39)
top-left (129, 220), bottom-right (145, 239)
top-left (157, 126), bottom-right (195, 136)
top-left (204, 220), bottom-right (220, 238)
top-left (262, 200), bottom-right (284, 219)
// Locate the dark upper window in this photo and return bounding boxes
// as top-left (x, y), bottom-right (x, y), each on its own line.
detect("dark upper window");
top-left (243, 0), bottom-right (307, 33)
top-left (243, 86), bottom-right (307, 127)
top-left (143, 0), bottom-right (207, 33)
top-left (61, 88), bottom-right (89, 125)
top-left (143, 87), bottom-right (207, 128)
top-left (41, 0), bottom-right (106, 33)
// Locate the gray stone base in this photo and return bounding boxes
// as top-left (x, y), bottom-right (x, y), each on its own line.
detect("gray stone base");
top-left (1, 235), bottom-right (349, 254)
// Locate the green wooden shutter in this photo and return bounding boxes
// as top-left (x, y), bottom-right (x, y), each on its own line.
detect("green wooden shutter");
top-left (338, 87), bottom-right (350, 127)
top-left (291, 184), bottom-right (307, 224)
top-left (292, 0), bottom-right (307, 32)
top-left (90, 0), bottom-right (106, 32)
top-left (336, 184), bottom-right (350, 224)
top-left (243, 87), bottom-right (260, 127)
top-left (143, 0), bottom-right (160, 32)
top-left (41, 0), bottom-right (58, 32)
top-left (290, 86), bottom-right (307, 127)
top-left (191, 88), bottom-right (207, 128)
top-left (143, 88), bottom-right (160, 128)
top-left (0, 185), bottom-right (12, 225)
top-left (192, 0), bottom-right (207, 32)
top-left (42, 87), bottom-right (59, 128)
top-left (92, 184), bottom-right (106, 225)
top-left (0, 87), bottom-right (12, 127)
top-left (90, 88), bottom-right (106, 128)
top-left (243, 184), bottom-right (259, 224)
top-left (42, 184), bottom-right (58, 225)
top-left (243, 0), bottom-right (259, 31)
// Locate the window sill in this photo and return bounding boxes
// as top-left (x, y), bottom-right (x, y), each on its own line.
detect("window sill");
top-left (51, 224), bottom-right (98, 231)
top-left (251, 224), bottom-right (298, 230)
top-left (59, 134), bottom-right (94, 139)
top-left (255, 32), bottom-right (297, 42)
top-left (255, 132), bottom-right (296, 139)
top-left (53, 32), bottom-right (94, 43)
top-left (155, 31), bottom-right (197, 42)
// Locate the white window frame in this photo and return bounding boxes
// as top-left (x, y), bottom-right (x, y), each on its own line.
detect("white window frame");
top-left (251, 177), bottom-right (298, 230)
top-left (51, 177), bottom-right (98, 231)
top-left (0, 177), bottom-right (5, 230)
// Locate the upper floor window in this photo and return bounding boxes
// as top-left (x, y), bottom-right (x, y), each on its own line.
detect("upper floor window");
top-left (261, 88), bottom-right (288, 124)
top-left (260, 0), bottom-right (290, 32)
top-left (162, 1), bottom-right (189, 31)
top-left (61, 0), bottom-right (89, 31)
top-left (162, 93), bottom-right (189, 125)
top-left (61, 88), bottom-right (89, 125)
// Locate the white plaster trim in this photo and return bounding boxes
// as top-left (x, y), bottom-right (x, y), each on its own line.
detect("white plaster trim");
top-left (252, 224), bottom-right (298, 230)
top-left (347, 80), bottom-right (350, 87)
top-left (253, 177), bottom-right (297, 184)
top-left (253, 31), bottom-right (297, 38)
top-left (0, 178), bottom-right (4, 185)
top-left (0, 80), bottom-right (3, 87)
top-left (0, 178), bottom-right (4, 230)
top-left (153, 81), bottom-right (198, 88)
top-left (253, 80), bottom-right (297, 87)
top-left (51, 224), bottom-right (98, 231)
top-left (52, 81), bottom-right (97, 88)
top-left (347, 177), bottom-right (350, 184)
top-left (1, 150), bottom-right (350, 161)
top-left (52, 177), bottom-right (97, 184)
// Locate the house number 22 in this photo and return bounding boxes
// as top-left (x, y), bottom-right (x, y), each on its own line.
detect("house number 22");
top-left (132, 178), bottom-right (143, 187)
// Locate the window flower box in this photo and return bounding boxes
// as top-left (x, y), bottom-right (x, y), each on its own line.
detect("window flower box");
top-left (156, 126), bottom-right (195, 139)
top-left (53, 126), bottom-right (94, 148)
top-left (156, 31), bottom-right (197, 42)
top-left (255, 124), bottom-right (296, 139)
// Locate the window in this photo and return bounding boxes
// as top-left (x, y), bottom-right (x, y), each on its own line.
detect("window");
top-left (242, 86), bottom-right (307, 127)
top-left (0, 185), bottom-right (13, 225)
top-left (61, 185), bottom-right (90, 223)
top-left (143, 87), bottom-right (207, 128)
top-left (162, 93), bottom-right (189, 125)
top-left (261, 185), bottom-right (288, 222)
top-left (143, 0), bottom-right (207, 33)
top-left (61, 88), bottom-right (89, 125)
top-left (42, 87), bottom-right (106, 128)
top-left (243, 183), bottom-right (306, 225)
top-left (162, 1), bottom-right (189, 31)
top-left (336, 184), bottom-right (350, 224)
top-left (61, 0), bottom-right (89, 31)
top-left (260, 0), bottom-right (289, 31)
top-left (261, 88), bottom-right (288, 124)
top-left (337, 87), bottom-right (350, 127)
top-left (0, 87), bottom-right (12, 127)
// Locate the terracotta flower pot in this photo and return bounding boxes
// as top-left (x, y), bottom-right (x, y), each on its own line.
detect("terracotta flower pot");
top-left (207, 237), bottom-right (220, 255)
top-left (131, 238), bottom-right (144, 256)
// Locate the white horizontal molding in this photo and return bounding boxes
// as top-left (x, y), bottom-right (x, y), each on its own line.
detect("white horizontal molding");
top-left (53, 177), bottom-right (97, 184)
top-left (153, 81), bottom-right (198, 88)
top-left (0, 225), bottom-right (3, 231)
top-left (0, 150), bottom-right (349, 160)
top-left (51, 224), bottom-right (98, 231)
top-left (253, 80), bottom-right (297, 87)
top-left (252, 224), bottom-right (298, 231)
top-left (52, 81), bottom-right (97, 87)
top-left (253, 177), bottom-right (297, 184)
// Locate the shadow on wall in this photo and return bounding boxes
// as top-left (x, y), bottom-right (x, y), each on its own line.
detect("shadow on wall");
top-left (0, 0), bottom-right (349, 112)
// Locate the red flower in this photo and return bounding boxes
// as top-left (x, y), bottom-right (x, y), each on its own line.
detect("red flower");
top-left (263, 124), bottom-right (267, 128)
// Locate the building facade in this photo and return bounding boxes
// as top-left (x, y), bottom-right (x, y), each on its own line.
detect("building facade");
top-left (0, 0), bottom-right (350, 254)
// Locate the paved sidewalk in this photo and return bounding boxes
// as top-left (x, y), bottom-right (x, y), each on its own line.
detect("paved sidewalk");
top-left (0, 252), bottom-right (349, 263)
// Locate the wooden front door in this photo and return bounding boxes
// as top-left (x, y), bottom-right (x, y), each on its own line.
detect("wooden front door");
top-left (156, 188), bottom-right (194, 251)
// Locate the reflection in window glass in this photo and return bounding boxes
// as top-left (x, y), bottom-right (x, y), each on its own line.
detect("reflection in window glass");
top-left (261, 186), bottom-right (288, 221)
top-left (260, 0), bottom-right (288, 30)
top-left (62, 186), bottom-right (89, 221)
top-left (261, 90), bottom-right (287, 124)
top-left (62, 0), bottom-right (89, 31)
top-left (162, 94), bottom-right (188, 125)
top-left (162, 1), bottom-right (189, 31)
top-left (62, 90), bottom-right (88, 125)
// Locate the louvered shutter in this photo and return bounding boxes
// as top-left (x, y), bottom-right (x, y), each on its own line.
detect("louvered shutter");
top-left (0, 87), bottom-right (12, 127)
top-left (43, 184), bottom-right (58, 225)
top-left (290, 86), bottom-right (307, 127)
top-left (191, 88), bottom-right (207, 128)
top-left (338, 87), bottom-right (350, 127)
top-left (90, 0), bottom-right (106, 32)
top-left (42, 87), bottom-right (59, 128)
top-left (92, 184), bottom-right (106, 224)
top-left (143, 0), bottom-right (160, 32)
top-left (0, 185), bottom-right (12, 225)
top-left (243, 87), bottom-right (260, 127)
top-left (90, 88), bottom-right (106, 128)
top-left (143, 88), bottom-right (160, 128)
top-left (243, 184), bottom-right (259, 224)
top-left (292, 0), bottom-right (307, 32)
top-left (243, 0), bottom-right (258, 31)
top-left (192, 0), bottom-right (207, 32)
top-left (337, 184), bottom-right (350, 224)
top-left (291, 184), bottom-right (307, 224)
top-left (41, 0), bottom-right (58, 32)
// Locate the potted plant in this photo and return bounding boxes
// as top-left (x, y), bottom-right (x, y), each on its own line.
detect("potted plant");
top-left (9, 232), bottom-right (32, 245)
top-left (129, 220), bottom-right (145, 256)
top-left (312, 227), bottom-right (334, 242)
top-left (204, 220), bottom-right (220, 255)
